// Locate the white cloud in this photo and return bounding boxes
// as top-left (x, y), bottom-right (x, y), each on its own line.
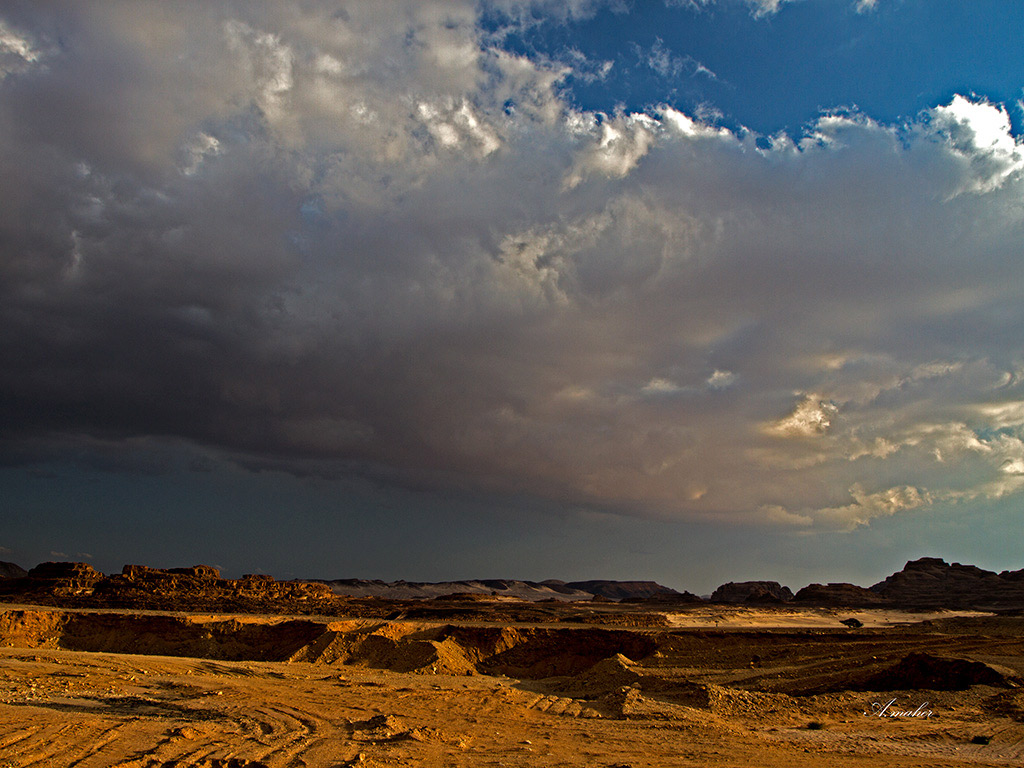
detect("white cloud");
top-left (743, 0), bottom-right (793, 18)
top-left (765, 396), bottom-right (839, 437)
top-left (707, 370), bottom-right (737, 389)
top-left (224, 20), bottom-right (295, 124)
top-left (563, 48), bottom-right (614, 84)
top-left (0, 19), bottom-right (40, 78)
top-left (642, 377), bottom-right (684, 395)
top-left (181, 132), bottom-right (222, 176)
top-left (564, 112), bottom-right (659, 187)
top-left (814, 485), bottom-right (931, 531)
top-left (927, 95), bottom-right (1024, 193)
top-left (668, 0), bottom-right (878, 18)
top-left (759, 504), bottom-right (814, 527)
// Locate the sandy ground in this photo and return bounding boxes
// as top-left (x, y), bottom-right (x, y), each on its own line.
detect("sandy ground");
top-left (1, 606), bottom-right (1023, 767)
top-left (664, 606), bottom-right (996, 629)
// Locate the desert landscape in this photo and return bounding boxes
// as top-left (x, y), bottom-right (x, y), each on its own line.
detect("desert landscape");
top-left (6, 4), bottom-right (1024, 766)
top-left (2, 559), bottom-right (1024, 767)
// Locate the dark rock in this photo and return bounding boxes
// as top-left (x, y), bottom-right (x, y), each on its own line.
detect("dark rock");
top-left (0, 562), bottom-right (28, 579)
top-left (871, 558), bottom-right (1024, 609)
top-left (856, 652), bottom-right (1014, 691)
top-left (91, 565), bottom-right (334, 609)
top-left (26, 562), bottom-right (104, 595)
top-left (794, 582), bottom-right (889, 606)
top-left (563, 580), bottom-right (682, 601)
top-left (619, 591), bottom-right (705, 605)
top-left (710, 581), bottom-right (794, 604)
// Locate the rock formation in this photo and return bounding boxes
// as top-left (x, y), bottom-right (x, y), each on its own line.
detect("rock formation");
top-left (321, 578), bottom-right (685, 602)
top-left (0, 562), bottom-right (28, 579)
top-left (5, 561), bottom-right (105, 596)
top-left (0, 562), bottom-right (333, 612)
top-left (321, 578), bottom-right (596, 601)
top-left (793, 583), bottom-right (889, 606)
top-left (562, 580), bottom-right (683, 601)
top-left (855, 652), bottom-right (1015, 691)
top-left (93, 564), bottom-right (334, 609)
top-left (870, 557), bottom-right (1024, 609)
top-left (710, 581), bottom-right (794, 604)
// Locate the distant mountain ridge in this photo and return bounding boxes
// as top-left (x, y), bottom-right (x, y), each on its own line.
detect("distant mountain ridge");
top-left (4, 556), bottom-right (1024, 609)
top-left (315, 578), bottom-right (684, 602)
top-left (0, 562), bottom-right (28, 579)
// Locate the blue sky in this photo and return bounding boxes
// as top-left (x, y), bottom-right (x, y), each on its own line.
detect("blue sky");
top-left (492, 0), bottom-right (1024, 135)
top-left (1, 0), bottom-right (1023, 593)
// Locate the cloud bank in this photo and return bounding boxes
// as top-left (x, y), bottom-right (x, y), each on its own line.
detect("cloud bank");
top-left (2, 1), bottom-right (1024, 533)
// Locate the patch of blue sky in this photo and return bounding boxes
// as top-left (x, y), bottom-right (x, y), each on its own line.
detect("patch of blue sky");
top-left (483, 0), bottom-right (1024, 137)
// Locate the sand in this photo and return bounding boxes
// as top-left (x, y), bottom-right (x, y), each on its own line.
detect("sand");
top-left (1, 604), bottom-right (1023, 767)
top-left (664, 605), bottom-right (996, 629)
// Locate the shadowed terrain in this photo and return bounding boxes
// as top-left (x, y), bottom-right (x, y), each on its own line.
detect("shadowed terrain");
top-left (2, 602), bottom-right (1024, 767)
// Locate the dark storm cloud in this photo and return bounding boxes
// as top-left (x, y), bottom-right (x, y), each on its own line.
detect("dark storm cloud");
top-left (3, 2), bottom-right (1024, 531)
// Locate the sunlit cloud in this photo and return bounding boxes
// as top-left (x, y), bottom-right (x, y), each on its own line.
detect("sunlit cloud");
top-left (2, 0), bottom-right (1024, 539)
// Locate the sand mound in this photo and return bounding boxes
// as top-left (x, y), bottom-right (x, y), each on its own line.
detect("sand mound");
top-left (349, 635), bottom-right (477, 675)
top-left (352, 713), bottom-right (410, 741)
top-left (290, 623), bottom-right (476, 674)
top-left (551, 652), bottom-right (800, 721)
top-left (557, 653), bottom-right (643, 697)
top-left (699, 683), bottom-right (800, 718)
top-left (593, 685), bottom-right (736, 721)
top-left (857, 652), bottom-right (1016, 691)
top-left (472, 628), bottom-right (658, 678)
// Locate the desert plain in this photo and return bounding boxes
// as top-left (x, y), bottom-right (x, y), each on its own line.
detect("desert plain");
top-left (2, 598), bottom-right (1024, 768)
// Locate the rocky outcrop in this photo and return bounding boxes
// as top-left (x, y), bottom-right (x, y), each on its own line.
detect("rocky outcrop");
top-left (0, 562), bottom-right (333, 612)
top-left (16, 562), bottom-right (104, 596)
top-left (92, 565), bottom-right (334, 609)
top-left (855, 652), bottom-right (1015, 691)
top-left (321, 578), bottom-right (685, 602)
top-left (710, 581), bottom-right (793, 604)
top-left (793, 583), bottom-right (889, 606)
top-left (0, 562), bottom-right (104, 601)
top-left (321, 578), bottom-right (596, 602)
top-left (0, 562), bottom-right (28, 579)
top-left (563, 580), bottom-right (683, 601)
top-left (870, 558), bottom-right (1024, 609)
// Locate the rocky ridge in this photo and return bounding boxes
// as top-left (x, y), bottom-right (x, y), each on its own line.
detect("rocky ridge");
top-left (794, 582), bottom-right (889, 606)
top-left (0, 562), bottom-right (333, 612)
top-left (710, 581), bottom-right (794, 604)
top-left (870, 557), bottom-right (1024, 610)
top-left (318, 577), bottom-right (693, 603)
top-left (0, 561), bottom-right (28, 579)
top-left (2, 556), bottom-right (1024, 611)
top-left (321, 578), bottom-right (595, 601)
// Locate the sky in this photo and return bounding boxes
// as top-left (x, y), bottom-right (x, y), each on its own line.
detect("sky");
top-left (2, 0), bottom-right (1024, 594)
